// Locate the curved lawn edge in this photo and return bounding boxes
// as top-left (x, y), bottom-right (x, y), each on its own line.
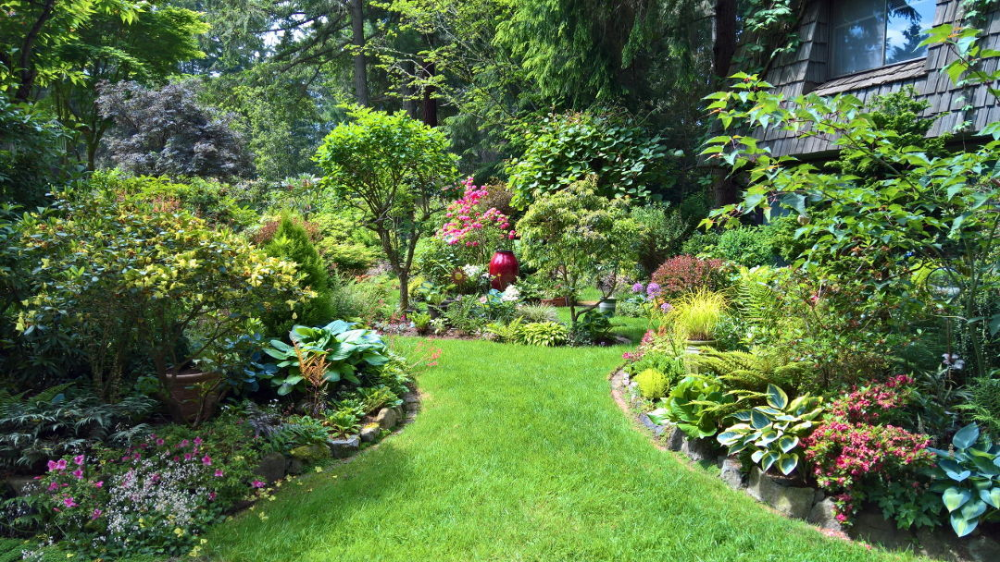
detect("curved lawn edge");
top-left (204, 338), bottom-right (925, 562)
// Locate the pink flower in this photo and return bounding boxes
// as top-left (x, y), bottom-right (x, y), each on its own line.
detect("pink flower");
top-left (63, 497), bottom-right (77, 508)
top-left (73, 455), bottom-right (85, 465)
top-left (179, 439), bottom-right (189, 448)
top-left (46, 460), bottom-right (59, 472)
top-left (194, 437), bottom-right (203, 446)
top-left (184, 453), bottom-right (193, 461)
top-left (208, 491), bottom-right (217, 501)
top-left (202, 455), bottom-right (212, 466)
top-left (72, 469), bottom-right (84, 480)
top-left (214, 469), bottom-right (224, 477)
top-left (47, 482), bottom-right (60, 491)
top-left (156, 438), bottom-right (165, 446)
top-left (90, 509), bottom-right (102, 520)
top-left (252, 480), bottom-right (265, 488)
top-left (94, 481), bottom-right (103, 488)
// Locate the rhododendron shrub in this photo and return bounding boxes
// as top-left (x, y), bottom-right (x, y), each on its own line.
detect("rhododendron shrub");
top-left (437, 178), bottom-right (517, 265)
top-left (803, 376), bottom-right (938, 529)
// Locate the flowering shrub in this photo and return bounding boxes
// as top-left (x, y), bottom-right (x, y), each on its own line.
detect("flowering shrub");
top-left (651, 255), bottom-right (727, 299)
top-left (803, 378), bottom-right (938, 529)
top-left (18, 418), bottom-right (264, 558)
top-left (437, 178), bottom-right (517, 264)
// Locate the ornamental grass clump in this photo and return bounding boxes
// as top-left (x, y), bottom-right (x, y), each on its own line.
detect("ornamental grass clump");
top-left (668, 289), bottom-right (727, 341)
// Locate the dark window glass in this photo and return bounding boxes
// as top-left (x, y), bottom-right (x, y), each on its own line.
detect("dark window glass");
top-left (831, 0), bottom-right (935, 76)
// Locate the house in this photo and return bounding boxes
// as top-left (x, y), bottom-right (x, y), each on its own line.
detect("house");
top-left (760, 0), bottom-right (1000, 158)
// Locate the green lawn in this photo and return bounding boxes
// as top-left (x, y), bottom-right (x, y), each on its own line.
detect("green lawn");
top-left (205, 338), bottom-right (922, 562)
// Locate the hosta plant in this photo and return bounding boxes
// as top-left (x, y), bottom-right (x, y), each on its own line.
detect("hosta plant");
top-left (517, 322), bottom-right (569, 347)
top-left (648, 375), bottom-right (734, 439)
top-left (928, 423), bottom-right (1000, 537)
top-left (717, 385), bottom-right (823, 476)
top-left (265, 321), bottom-right (390, 396)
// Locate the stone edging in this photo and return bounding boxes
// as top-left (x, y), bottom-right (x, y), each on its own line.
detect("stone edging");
top-left (609, 369), bottom-right (1000, 562)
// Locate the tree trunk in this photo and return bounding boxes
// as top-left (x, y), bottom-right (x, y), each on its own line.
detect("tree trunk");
top-left (397, 269), bottom-right (409, 316)
top-left (712, 0), bottom-right (737, 82)
top-left (419, 59), bottom-right (437, 127)
top-left (349, 0), bottom-right (369, 106)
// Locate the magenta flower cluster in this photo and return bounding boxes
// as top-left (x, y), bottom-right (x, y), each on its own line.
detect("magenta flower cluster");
top-left (437, 177), bottom-right (516, 247)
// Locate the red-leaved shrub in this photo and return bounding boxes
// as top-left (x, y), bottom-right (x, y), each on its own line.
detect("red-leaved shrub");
top-left (650, 255), bottom-right (727, 298)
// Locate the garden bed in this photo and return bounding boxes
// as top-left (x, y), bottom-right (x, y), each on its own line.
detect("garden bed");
top-left (610, 368), bottom-right (1000, 562)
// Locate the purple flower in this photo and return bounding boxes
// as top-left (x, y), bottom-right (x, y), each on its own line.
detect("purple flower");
top-left (646, 283), bottom-right (662, 298)
top-left (631, 282), bottom-right (644, 294)
top-left (660, 302), bottom-right (673, 313)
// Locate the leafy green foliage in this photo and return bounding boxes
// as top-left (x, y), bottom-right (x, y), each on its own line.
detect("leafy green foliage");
top-left (713, 226), bottom-right (775, 267)
top-left (928, 423), bottom-right (1000, 537)
top-left (690, 348), bottom-right (807, 393)
top-left (0, 99), bottom-right (74, 206)
top-left (634, 369), bottom-right (670, 400)
top-left (572, 310), bottom-right (613, 344)
top-left (964, 375), bottom-right (1000, 438)
top-left (517, 322), bottom-right (569, 347)
top-left (262, 215), bottom-right (335, 336)
top-left (630, 203), bottom-right (695, 275)
top-left (315, 105), bottom-right (458, 312)
top-left (506, 111), bottom-right (669, 207)
top-left (648, 374), bottom-right (734, 439)
top-left (0, 386), bottom-right (156, 471)
top-left (717, 385), bottom-right (823, 476)
top-left (517, 178), bottom-right (644, 326)
top-left (264, 321), bottom-right (391, 396)
top-left (17, 187), bottom-right (308, 403)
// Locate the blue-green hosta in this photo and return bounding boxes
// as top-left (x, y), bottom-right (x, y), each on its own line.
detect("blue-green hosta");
top-left (928, 423), bottom-right (1000, 537)
top-left (717, 385), bottom-right (823, 476)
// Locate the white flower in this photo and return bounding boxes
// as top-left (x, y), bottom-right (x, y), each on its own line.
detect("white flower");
top-left (500, 285), bottom-right (521, 303)
top-left (942, 353), bottom-right (965, 370)
top-left (461, 264), bottom-right (485, 279)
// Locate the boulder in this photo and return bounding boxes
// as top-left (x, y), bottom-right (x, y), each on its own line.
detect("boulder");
top-left (289, 443), bottom-right (331, 463)
top-left (849, 508), bottom-right (912, 550)
top-left (253, 452), bottom-right (288, 483)
top-left (719, 457), bottom-right (746, 490)
top-left (967, 535), bottom-right (1000, 562)
top-left (680, 436), bottom-right (717, 463)
top-left (360, 424), bottom-right (380, 443)
top-left (914, 528), bottom-right (963, 562)
top-left (638, 413), bottom-right (666, 437)
top-left (746, 467), bottom-right (815, 520)
top-left (665, 426), bottom-right (685, 451)
top-left (806, 498), bottom-right (843, 532)
top-left (329, 435), bottom-right (361, 459)
top-left (375, 407), bottom-right (400, 430)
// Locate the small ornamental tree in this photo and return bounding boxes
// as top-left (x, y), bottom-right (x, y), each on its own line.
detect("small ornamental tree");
top-left (315, 105), bottom-right (458, 312)
top-left (701, 25), bottom-right (1000, 379)
top-left (262, 214), bottom-right (335, 336)
top-left (516, 177), bottom-right (644, 326)
top-left (436, 177), bottom-right (517, 265)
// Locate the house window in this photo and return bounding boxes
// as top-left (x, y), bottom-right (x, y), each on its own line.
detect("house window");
top-left (831, 0), bottom-right (937, 76)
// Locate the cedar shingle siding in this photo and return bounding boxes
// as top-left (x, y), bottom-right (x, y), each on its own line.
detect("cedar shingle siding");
top-left (761, 0), bottom-right (1000, 157)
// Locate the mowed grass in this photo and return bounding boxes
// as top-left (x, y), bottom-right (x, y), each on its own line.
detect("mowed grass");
top-left (205, 338), bottom-right (923, 562)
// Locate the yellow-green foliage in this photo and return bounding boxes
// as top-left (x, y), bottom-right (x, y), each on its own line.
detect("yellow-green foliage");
top-left (635, 368), bottom-right (669, 400)
top-left (690, 348), bottom-right (807, 392)
top-left (669, 289), bottom-right (727, 340)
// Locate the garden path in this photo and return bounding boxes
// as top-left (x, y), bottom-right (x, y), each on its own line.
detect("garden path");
top-left (206, 338), bottom-right (920, 562)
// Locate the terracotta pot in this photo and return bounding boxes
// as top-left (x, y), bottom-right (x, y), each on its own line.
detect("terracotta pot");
top-left (488, 250), bottom-right (519, 291)
top-left (166, 370), bottom-right (225, 424)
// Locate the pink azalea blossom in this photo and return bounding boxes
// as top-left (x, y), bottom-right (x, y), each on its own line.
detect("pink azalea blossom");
top-left (72, 469), bottom-right (84, 479)
top-left (214, 469), bottom-right (224, 477)
top-left (202, 455), bottom-right (212, 466)
top-left (63, 497), bottom-right (77, 508)
top-left (90, 509), bottom-right (102, 520)
top-left (252, 480), bottom-right (265, 488)
top-left (73, 455), bottom-right (85, 465)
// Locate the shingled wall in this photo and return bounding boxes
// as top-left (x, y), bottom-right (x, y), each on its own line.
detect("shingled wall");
top-left (760, 0), bottom-right (1000, 158)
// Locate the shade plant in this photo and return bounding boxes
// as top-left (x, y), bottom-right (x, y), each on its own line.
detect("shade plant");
top-left (16, 188), bottom-right (308, 413)
top-left (927, 422), bottom-right (1000, 537)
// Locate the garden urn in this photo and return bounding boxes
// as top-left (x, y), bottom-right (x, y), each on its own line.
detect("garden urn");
top-left (167, 370), bottom-right (225, 424)
top-left (598, 298), bottom-right (617, 317)
top-left (489, 250), bottom-right (519, 291)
